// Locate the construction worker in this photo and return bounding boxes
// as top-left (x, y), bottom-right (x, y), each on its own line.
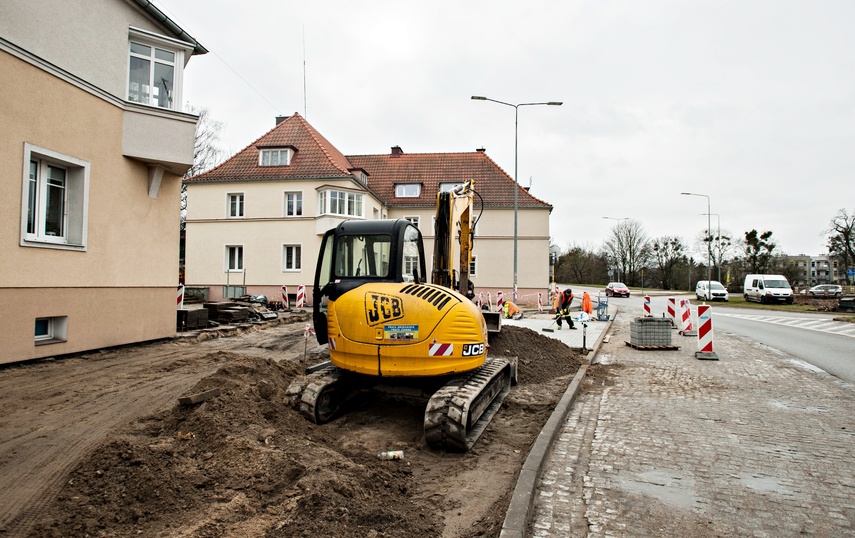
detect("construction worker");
top-left (555, 288), bottom-right (576, 330)
top-left (581, 291), bottom-right (593, 315)
top-left (503, 300), bottom-right (523, 320)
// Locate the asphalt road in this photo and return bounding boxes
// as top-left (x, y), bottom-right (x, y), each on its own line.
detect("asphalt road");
top-left (560, 285), bottom-right (855, 383)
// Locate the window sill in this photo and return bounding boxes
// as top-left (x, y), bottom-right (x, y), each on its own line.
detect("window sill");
top-left (35, 338), bottom-right (67, 347)
top-left (21, 239), bottom-right (86, 251)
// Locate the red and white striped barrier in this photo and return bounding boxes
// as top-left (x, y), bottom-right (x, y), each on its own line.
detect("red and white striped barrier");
top-left (177, 284), bottom-right (185, 309)
top-left (679, 299), bottom-right (696, 336)
top-left (477, 292), bottom-right (484, 310)
top-left (643, 295), bottom-right (651, 317)
top-left (487, 292), bottom-right (493, 311)
top-left (496, 291), bottom-right (504, 312)
top-left (281, 286), bottom-right (290, 310)
top-left (695, 304), bottom-right (719, 360)
top-left (538, 293), bottom-right (544, 313)
top-left (296, 285), bottom-right (306, 309)
top-left (667, 297), bottom-right (678, 327)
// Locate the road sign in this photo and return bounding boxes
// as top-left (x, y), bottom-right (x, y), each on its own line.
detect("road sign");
top-left (847, 269), bottom-right (855, 277)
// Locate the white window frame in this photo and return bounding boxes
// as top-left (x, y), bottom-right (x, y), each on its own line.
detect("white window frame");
top-left (21, 144), bottom-right (90, 251)
top-left (470, 256), bottom-right (477, 277)
top-left (404, 216), bottom-right (420, 230)
top-left (283, 244), bottom-right (302, 271)
top-left (259, 148), bottom-right (291, 166)
top-left (34, 316), bottom-right (68, 345)
top-left (127, 28), bottom-right (188, 111)
top-left (226, 245), bottom-right (244, 272)
top-left (439, 182), bottom-right (464, 193)
top-left (227, 193), bottom-right (244, 218)
top-left (395, 183), bottom-right (421, 198)
top-left (318, 189), bottom-right (363, 218)
top-left (284, 191), bottom-right (303, 217)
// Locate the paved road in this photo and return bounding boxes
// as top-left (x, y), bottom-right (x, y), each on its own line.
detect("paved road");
top-left (528, 309), bottom-right (855, 537)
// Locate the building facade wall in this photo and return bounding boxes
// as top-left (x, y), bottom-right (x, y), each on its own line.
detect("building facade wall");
top-left (1, 0), bottom-right (184, 102)
top-left (0, 52), bottom-right (182, 363)
top-left (185, 179), bottom-right (385, 301)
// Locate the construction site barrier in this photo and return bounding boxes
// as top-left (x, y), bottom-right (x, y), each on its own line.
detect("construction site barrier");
top-left (296, 285), bottom-right (306, 309)
top-left (667, 297), bottom-right (678, 327)
top-left (695, 304), bottom-right (719, 360)
top-left (281, 286), bottom-right (290, 310)
top-left (643, 295), bottom-right (651, 317)
top-left (679, 299), bottom-right (697, 336)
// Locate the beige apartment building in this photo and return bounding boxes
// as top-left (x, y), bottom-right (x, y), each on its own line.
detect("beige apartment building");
top-left (0, 0), bottom-right (206, 364)
top-left (184, 114), bottom-right (553, 307)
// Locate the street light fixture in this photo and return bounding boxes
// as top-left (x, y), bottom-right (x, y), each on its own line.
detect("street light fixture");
top-left (700, 212), bottom-right (721, 282)
top-left (682, 192), bottom-right (712, 294)
top-left (471, 95), bottom-right (562, 299)
top-left (602, 217), bottom-right (629, 282)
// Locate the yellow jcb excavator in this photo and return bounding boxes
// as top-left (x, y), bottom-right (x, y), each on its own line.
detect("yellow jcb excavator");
top-left (286, 181), bottom-right (516, 451)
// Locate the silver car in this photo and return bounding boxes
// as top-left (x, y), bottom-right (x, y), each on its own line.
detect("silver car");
top-left (808, 284), bottom-right (843, 297)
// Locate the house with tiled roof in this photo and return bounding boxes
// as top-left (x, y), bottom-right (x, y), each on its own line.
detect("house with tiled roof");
top-left (1, 0), bottom-right (206, 364)
top-left (184, 114), bottom-right (552, 306)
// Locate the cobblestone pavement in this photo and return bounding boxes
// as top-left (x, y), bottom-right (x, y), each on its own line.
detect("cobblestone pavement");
top-left (530, 312), bottom-right (855, 537)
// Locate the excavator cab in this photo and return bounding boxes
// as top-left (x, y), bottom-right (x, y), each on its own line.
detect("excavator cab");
top-left (313, 219), bottom-right (426, 346)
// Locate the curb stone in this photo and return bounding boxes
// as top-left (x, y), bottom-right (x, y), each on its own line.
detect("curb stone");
top-left (499, 309), bottom-right (618, 538)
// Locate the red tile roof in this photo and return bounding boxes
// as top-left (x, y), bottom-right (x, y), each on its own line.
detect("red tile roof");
top-left (185, 113), bottom-right (355, 182)
top-left (347, 149), bottom-right (551, 210)
top-left (186, 115), bottom-right (552, 211)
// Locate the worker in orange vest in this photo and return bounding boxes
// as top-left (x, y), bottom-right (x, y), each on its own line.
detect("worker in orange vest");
top-left (582, 291), bottom-right (593, 315)
top-left (503, 301), bottom-right (522, 320)
top-left (555, 288), bottom-right (576, 330)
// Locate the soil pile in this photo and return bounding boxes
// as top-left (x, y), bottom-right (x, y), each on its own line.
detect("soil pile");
top-left (29, 325), bottom-right (584, 537)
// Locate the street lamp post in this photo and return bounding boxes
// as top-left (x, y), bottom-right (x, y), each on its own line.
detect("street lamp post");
top-left (682, 192), bottom-right (712, 293)
top-left (701, 212), bottom-right (721, 282)
top-left (471, 96), bottom-right (562, 300)
top-left (602, 216), bottom-right (629, 282)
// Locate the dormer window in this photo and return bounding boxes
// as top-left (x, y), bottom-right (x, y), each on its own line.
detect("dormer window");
top-left (260, 148), bottom-right (291, 166)
top-left (395, 183), bottom-right (421, 198)
top-left (439, 182), bottom-right (464, 193)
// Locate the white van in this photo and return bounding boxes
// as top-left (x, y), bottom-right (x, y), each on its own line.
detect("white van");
top-left (743, 274), bottom-right (794, 304)
top-left (695, 280), bottom-right (729, 301)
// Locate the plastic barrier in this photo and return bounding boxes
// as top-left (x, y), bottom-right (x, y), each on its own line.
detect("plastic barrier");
top-left (643, 295), bottom-right (651, 317)
top-left (695, 304), bottom-right (719, 360)
top-left (281, 286), bottom-right (290, 310)
top-left (679, 299), bottom-right (697, 336)
top-left (296, 285), bottom-right (306, 309)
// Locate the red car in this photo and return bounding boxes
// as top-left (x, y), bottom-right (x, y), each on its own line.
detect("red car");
top-left (605, 282), bottom-right (630, 297)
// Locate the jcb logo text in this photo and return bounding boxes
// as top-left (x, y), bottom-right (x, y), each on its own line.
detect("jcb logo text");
top-left (366, 293), bottom-right (404, 326)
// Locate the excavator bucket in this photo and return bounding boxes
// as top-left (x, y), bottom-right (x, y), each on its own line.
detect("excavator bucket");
top-left (482, 311), bottom-right (502, 334)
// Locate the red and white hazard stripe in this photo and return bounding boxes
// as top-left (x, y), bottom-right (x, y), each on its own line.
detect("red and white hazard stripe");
top-left (496, 291), bottom-right (504, 312)
top-left (281, 286), bottom-right (289, 310)
top-left (537, 293), bottom-right (543, 313)
top-left (296, 285), bottom-right (306, 308)
top-left (328, 337), bottom-right (337, 350)
top-left (680, 299), bottom-right (694, 333)
top-left (667, 297), bottom-right (678, 325)
top-left (428, 343), bottom-right (453, 356)
top-left (697, 304), bottom-right (714, 353)
top-left (643, 295), bottom-right (651, 317)
top-left (177, 284), bottom-right (185, 309)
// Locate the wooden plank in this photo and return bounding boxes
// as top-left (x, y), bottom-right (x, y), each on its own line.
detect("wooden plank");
top-left (178, 387), bottom-right (221, 405)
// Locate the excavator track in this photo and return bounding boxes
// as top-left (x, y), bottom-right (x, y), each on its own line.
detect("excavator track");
top-left (285, 365), bottom-right (348, 424)
top-left (424, 356), bottom-right (515, 452)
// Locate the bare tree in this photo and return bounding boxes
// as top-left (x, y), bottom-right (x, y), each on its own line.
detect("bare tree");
top-left (181, 105), bottom-right (225, 218)
top-left (826, 208), bottom-right (855, 284)
top-left (650, 236), bottom-right (686, 290)
top-left (603, 219), bottom-right (650, 286)
top-left (555, 242), bottom-right (608, 285)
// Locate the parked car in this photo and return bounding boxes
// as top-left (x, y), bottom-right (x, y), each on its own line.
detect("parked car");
top-left (695, 280), bottom-right (729, 301)
top-left (743, 274), bottom-right (794, 304)
top-left (808, 284), bottom-right (843, 297)
top-left (605, 282), bottom-right (630, 297)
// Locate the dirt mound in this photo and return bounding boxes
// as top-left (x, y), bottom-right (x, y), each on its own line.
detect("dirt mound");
top-left (28, 326), bottom-right (584, 537)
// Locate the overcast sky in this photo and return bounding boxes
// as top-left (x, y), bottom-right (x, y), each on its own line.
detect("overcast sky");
top-left (160, 0), bottom-right (854, 258)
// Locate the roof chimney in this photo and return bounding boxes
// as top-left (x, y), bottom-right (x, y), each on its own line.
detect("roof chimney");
top-left (391, 146), bottom-right (403, 157)
top-left (476, 147), bottom-right (486, 152)
top-left (276, 115), bottom-right (289, 125)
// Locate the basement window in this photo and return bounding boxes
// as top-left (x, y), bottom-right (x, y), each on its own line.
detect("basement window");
top-left (35, 316), bottom-right (68, 345)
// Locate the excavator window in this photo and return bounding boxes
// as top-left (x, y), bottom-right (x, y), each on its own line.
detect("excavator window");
top-left (334, 234), bottom-right (391, 279)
